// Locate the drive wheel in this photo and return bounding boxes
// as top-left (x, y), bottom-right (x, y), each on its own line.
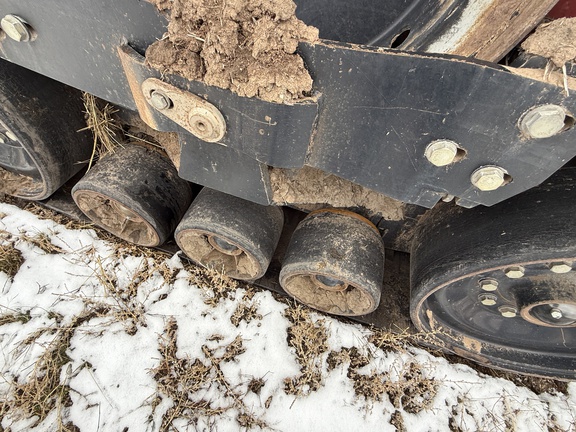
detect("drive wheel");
top-left (410, 168), bottom-right (576, 379)
top-left (175, 188), bottom-right (284, 281)
top-left (72, 145), bottom-right (193, 246)
top-left (0, 59), bottom-right (92, 200)
top-left (280, 210), bottom-right (385, 317)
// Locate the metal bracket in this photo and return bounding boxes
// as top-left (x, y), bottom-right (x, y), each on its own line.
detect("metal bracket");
top-left (141, 78), bottom-right (226, 143)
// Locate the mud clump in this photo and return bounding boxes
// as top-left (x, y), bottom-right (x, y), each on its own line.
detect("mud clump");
top-left (147, 0), bottom-right (319, 103)
top-left (522, 18), bottom-right (576, 68)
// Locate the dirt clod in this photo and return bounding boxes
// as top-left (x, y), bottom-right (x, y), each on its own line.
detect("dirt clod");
top-left (270, 166), bottom-right (405, 220)
top-left (522, 18), bottom-right (576, 68)
top-left (147, 0), bottom-right (319, 103)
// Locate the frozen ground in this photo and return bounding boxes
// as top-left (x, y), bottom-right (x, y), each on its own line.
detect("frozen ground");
top-left (0, 201), bottom-right (575, 432)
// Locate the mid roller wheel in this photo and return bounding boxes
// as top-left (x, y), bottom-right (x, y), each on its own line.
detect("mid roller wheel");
top-left (279, 209), bottom-right (385, 317)
top-left (411, 168), bottom-right (576, 379)
top-left (72, 145), bottom-right (193, 246)
top-left (175, 188), bottom-right (284, 281)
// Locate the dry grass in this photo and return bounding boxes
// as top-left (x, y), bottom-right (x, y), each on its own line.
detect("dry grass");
top-left (0, 239), bottom-right (24, 278)
top-left (81, 93), bottom-right (123, 170)
top-left (187, 266), bottom-right (240, 307)
top-left (0, 310), bottom-right (31, 326)
top-left (18, 232), bottom-right (65, 255)
top-left (283, 305), bottom-right (329, 397)
top-left (231, 290), bottom-right (262, 327)
top-left (152, 318), bottom-right (269, 431)
top-left (1, 313), bottom-right (95, 431)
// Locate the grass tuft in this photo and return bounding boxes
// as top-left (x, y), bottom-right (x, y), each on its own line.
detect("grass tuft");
top-left (283, 305), bottom-right (329, 397)
top-left (152, 319), bottom-right (269, 431)
top-left (81, 93), bottom-right (123, 171)
top-left (0, 240), bottom-right (24, 278)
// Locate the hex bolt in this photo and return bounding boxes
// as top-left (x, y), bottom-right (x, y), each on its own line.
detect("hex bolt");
top-left (479, 279), bottom-right (499, 292)
top-left (550, 308), bottom-right (563, 320)
top-left (520, 104), bottom-right (567, 139)
top-left (0, 15), bottom-right (32, 42)
top-left (549, 261), bottom-right (572, 274)
top-left (424, 140), bottom-right (459, 167)
top-left (479, 293), bottom-right (497, 306)
top-left (149, 90), bottom-right (172, 111)
top-left (499, 306), bottom-right (517, 318)
top-left (504, 266), bottom-right (525, 279)
top-left (471, 166), bottom-right (507, 191)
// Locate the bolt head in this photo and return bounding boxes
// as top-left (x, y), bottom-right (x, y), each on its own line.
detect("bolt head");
top-left (1, 15), bottom-right (31, 42)
top-left (499, 306), bottom-right (517, 318)
top-left (550, 308), bottom-right (563, 320)
top-left (520, 104), bottom-right (567, 139)
top-left (504, 266), bottom-right (525, 279)
top-left (149, 90), bottom-right (172, 110)
top-left (471, 166), bottom-right (507, 191)
top-left (479, 293), bottom-right (497, 306)
top-left (479, 279), bottom-right (498, 292)
top-left (425, 140), bottom-right (459, 167)
top-left (549, 261), bottom-right (572, 274)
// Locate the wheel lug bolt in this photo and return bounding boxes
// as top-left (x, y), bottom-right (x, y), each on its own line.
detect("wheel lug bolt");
top-left (479, 293), bottom-right (497, 306)
top-left (499, 306), bottom-right (517, 318)
top-left (479, 279), bottom-right (498, 292)
top-left (549, 261), bottom-right (572, 274)
top-left (550, 308), bottom-right (563, 320)
top-left (504, 266), bottom-right (525, 279)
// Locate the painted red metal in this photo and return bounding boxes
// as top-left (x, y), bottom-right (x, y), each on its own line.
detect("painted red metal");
top-left (548, 0), bottom-right (576, 18)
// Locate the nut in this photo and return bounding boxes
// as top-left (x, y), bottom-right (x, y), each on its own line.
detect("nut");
top-left (549, 261), bottom-right (572, 274)
top-left (499, 306), bottom-right (517, 318)
top-left (479, 279), bottom-right (498, 292)
top-left (520, 104), bottom-right (567, 139)
top-left (471, 166), bottom-right (507, 191)
top-left (504, 266), bottom-right (525, 279)
top-left (424, 140), bottom-right (459, 166)
top-left (1, 15), bottom-right (32, 42)
top-left (149, 90), bottom-right (172, 111)
top-left (479, 293), bottom-right (497, 306)
top-left (188, 106), bottom-right (226, 142)
top-left (550, 308), bottom-right (563, 320)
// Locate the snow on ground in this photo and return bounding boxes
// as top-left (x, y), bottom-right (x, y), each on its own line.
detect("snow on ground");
top-left (0, 201), bottom-right (575, 432)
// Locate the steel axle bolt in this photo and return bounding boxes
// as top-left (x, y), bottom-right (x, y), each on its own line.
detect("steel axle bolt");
top-left (0, 15), bottom-right (32, 42)
top-left (549, 261), bottom-right (572, 274)
top-left (479, 279), bottom-right (499, 292)
top-left (479, 293), bottom-right (497, 306)
top-left (499, 306), bottom-right (517, 318)
top-left (424, 140), bottom-right (459, 167)
top-left (149, 90), bottom-right (172, 110)
top-left (550, 308), bottom-right (563, 320)
top-left (520, 104), bottom-right (567, 139)
top-left (504, 266), bottom-right (525, 279)
top-left (471, 166), bottom-right (507, 191)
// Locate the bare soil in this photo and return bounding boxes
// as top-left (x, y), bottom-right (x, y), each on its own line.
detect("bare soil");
top-left (147, 0), bottom-right (319, 103)
top-left (522, 18), bottom-right (576, 68)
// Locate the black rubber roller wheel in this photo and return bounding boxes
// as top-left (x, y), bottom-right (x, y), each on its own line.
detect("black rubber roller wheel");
top-left (72, 145), bottom-right (193, 246)
top-left (0, 58), bottom-right (92, 200)
top-left (175, 188), bottom-right (284, 281)
top-left (279, 209), bottom-right (385, 316)
top-left (410, 168), bottom-right (576, 380)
